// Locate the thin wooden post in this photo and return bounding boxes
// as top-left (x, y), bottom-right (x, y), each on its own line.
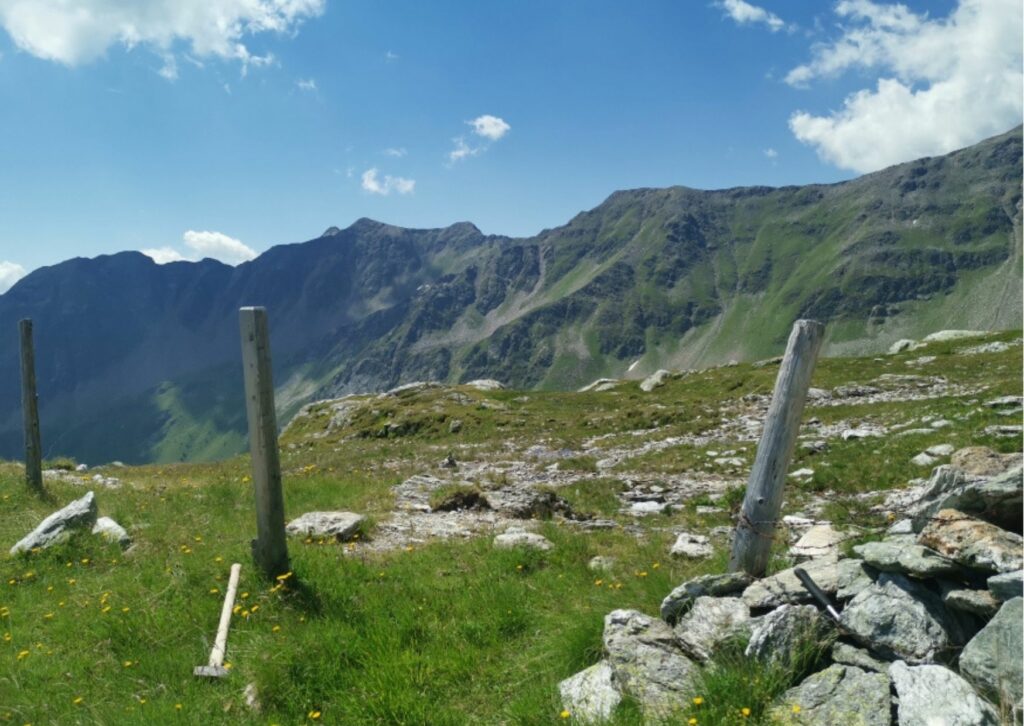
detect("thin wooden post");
top-left (19, 319), bottom-right (44, 495)
top-left (728, 319), bottom-right (825, 577)
top-left (239, 307), bottom-right (289, 579)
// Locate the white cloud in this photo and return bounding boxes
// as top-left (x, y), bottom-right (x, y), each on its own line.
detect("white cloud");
top-left (787, 0), bottom-right (1023, 173)
top-left (296, 77), bottom-right (317, 91)
top-left (0, 0), bottom-right (324, 76)
top-left (447, 137), bottom-right (481, 164)
top-left (718, 0), bottom-right (786, 32)
top-left (763, 147), bottom-right (778, 158)
top-left (468, 114), bottom-right (511, 141)
top-left (383, 147), bottom-right (407, 157)
top-left (0, 260), bottom-right (27, 293)
top-left (385, 50), bottom-right (399, 62)
top-left (361, 168), bottom-right (415, 196)
top-left (142, 230), bottom-right (257, 265)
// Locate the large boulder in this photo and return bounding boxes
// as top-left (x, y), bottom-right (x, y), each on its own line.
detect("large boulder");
top-left (918, 509), bottom-right (1023, 574)
top-left (889, 661), bottom-right (998, 726)
top-left (659, 572), bottom-right (752, 624)
top-left (770, 665), bottom-right (891, 726)
top-left (913, 463), bottom-right (1023, 532)
top-left (91, 516), bottom-right (132, 549)
top-left (673, 596), bottom-right (751, 662)
top-left (558, 661), bottom-right (621, 723)
top-left (745, 604), bottom-right (832, 669)
top-left (853, 539), bottom-right (963, 579)
top-left (602, 609), bottom-right (699, 717)
top-left (741, 556), bottom-right (871, 609)
top-left (839, 573), bottom-right (966, 663)
top-left (959, 597), bottom-right (1023, 711)
top-left (285, 512), bottom-right (365, 541)
top-left (10, 491), bottom-right (98, 555)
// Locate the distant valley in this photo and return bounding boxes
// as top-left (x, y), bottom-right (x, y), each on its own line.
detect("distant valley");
top-left (0, 126), bottom-right (1020, 465)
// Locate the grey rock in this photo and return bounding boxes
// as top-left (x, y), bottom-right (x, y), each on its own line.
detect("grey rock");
top-left (790, 524), bottom-right (846, 560)
top-left (841, 427), bottom-right (883, 440)
top-left (588, 556), bottom-right (616, 572)
top-left (10, 491), bottom-right (98, 555)
top-left (944, 588), bottom-right (1001, 618)
top-left (889, 339), bottom-right (921, 354)
top-left (984, 395), bottom-right (1023, 410)
top-left (603, 609), bottom-right (699, 715)
top-left (922, 465), bottom-right (1022, 532)
top-left (853, 540), bottom-right (963, 579)
top-left (659, 572), bottom-right (752, 624)
top-left (669, 532), bottom-right (712, 559)
top-left (959, 597), bottom-right (1023, 710)
top-left (75, 463), bottom-right (89, 472)
top-left (673, 596), bottom-right (751, 662)
top-left (745, 604), bottom-right (832, 668)
top-left (285, 511), bottom-right (365, 541)
top-left (463, 379), bottom-right (504, 391)
top-left (771, 665), bottom-right (891, 726)
top-left (558, 661), bottom-right (621, 723)
top-left (886, 518), bottom-right (915, 536)
top-left (484, 488), bottom-right (572, 519)
top-left (929, 418), bottom-right (952, 429)
top-left (639, 369), bottom-right (671, 392)
top-left (831, 642), bottom-right (890, 673)
top-left (988, 570), bottom-right (1024, 601)
top-left (833, 384), bottom-right (882, 397)
top-left (918, 509), bottom-right (1023, 574)
top-left (806, 387), bottom-right (832, 400)
top-left (951, 447), bottom-right (1021, 477)
top-left (630, 500), bottom-right (668, 515)
top-left (840, 573), bottom-right (966, 663)
top-left (742, 556), bottom-right (845, 609)
top-left (578, 378), bottom-right (619, 393)
top-left (834, 558), bottom-right (876, 600)
top-left (492, 531), bottom-right (553, 551)
top-left (923, 329), bottom-right (987, 342)
top-left (91, 516), bottom-right (132, 549)
top-left (926, 444), bottom-right (955, 457)
top-left (890, 660), bottom-right (998, 726)
top-left (911, 452), bottom-right (938, 467)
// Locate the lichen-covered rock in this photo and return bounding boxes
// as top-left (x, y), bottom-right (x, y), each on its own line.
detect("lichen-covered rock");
top-left (659, 572), bottom-right (752, 624)
top-left (673, 596), bottom-right (751, 662)
top-left (890, 661), bottom-right (998, 726)
top-left (285, 511), bottom-right (365, 541)
top-left (91, 516), bottom-right (132, 549)
top-left (918, 509), bottom-right (1023, 574)
top-left (770, 665), bottom-right (890, 726)
top-left (742, 556), bottom-right (856, 609)
top-left (951, 447), bottom-right (1020, 477)
top-left (745, 604), bottom-right (832, 669)
top-left (558, 661), bottom-right (621, 723)
top-left (853, 540), bottom-right (963, 579)
top-left (830, 642), bottom-right (890, 674)
top-left (839, 573), bottom-right (966, 663)
top-left (603, 609), bottom-right (699, 717)
top-left (10, 491), bottom-right (98, 555)
top-left (988, 570), bottom-right (1023, 601)
top-left (959, 597), bottom-right (1023, 710)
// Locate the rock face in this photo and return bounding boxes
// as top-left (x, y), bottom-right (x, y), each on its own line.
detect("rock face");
top-left (659, 572), bottom-right (751, 624)
top-left (492, 530), bottom-right (553, 551)
top-left (10, 491), bottom-right (98, 554)
top-left (745, 604), bottom-right (832, 669)
top-left (603, 609), bottom-right (698, 716)
top-left (890, 661), bottom-right (999, 726)
top-left (840, 573), bottom-right (965, 663)
top-left (959, 597), bottom-right (1023, 710)
top-left (558, 661), bottom-right (621, 723)
top-left (771, 665), bottom-right (891, 726)
top-left (918, 509), bottom-right (1023, 574)
top-left (285, 512), bottom-right (365, 541)
top-left (673, 596), bottom-right (751, 662)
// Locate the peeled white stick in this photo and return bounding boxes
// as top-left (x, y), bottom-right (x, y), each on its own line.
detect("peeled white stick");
top-left (194, 563), bottom-right (242, 679)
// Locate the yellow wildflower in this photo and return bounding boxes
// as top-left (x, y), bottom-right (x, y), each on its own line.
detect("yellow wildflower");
top-left (560, 710), bottom-right (571, 719)
top-left (693, 696), bottom-right (703, 705)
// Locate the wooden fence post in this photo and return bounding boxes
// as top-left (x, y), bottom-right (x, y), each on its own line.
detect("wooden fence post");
top-left (728, 319), bottom-right (825, 577)
top-left (239, 307), bottom-right (290, 579)
top-left (19, 319), bottom-right (44, 495)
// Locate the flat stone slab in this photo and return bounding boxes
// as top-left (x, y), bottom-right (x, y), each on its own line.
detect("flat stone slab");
top-left (286, 511), bottom-right (365, 541)
top-left (10, 491), bottom-right (98, 555)
top-left (659, 572), bottom-right (752, 624)
top-left (840, 573), bottom-right (966, 663)
top-left (988, 570), bottom-right (1023, 601)
top-left (789, 524), bottom-right (845, 559)
top-left (959, 597), bottom-right (1023, 709)
top-left (742, 556), bottom-right (869, 609)
top-left (918, 509), bottom-right (1023, 574)
top-left (853, 539), bottom-right (963, 579)
top-left (943, 588), bottom-right (1001, 618)
top-left (890, 661), bottom-right (998, 726)
top-left (770, 665), bottom-right (890, 726)
top-left (558, 661), bottom-right (621, 723)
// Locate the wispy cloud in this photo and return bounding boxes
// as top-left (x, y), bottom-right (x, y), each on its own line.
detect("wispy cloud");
top-left (717, 0), bottom-right (787, 32)
top-left (763, 148), bottom-right (778, 158)
top-left (385, 50), bottom-right (399, 62)
top-left (0, 260), bottom-right (27, 294)
top-left (296, 78), bottom-right (317, 92)
top-left (448, 114), bottom-right (511, 165)
top-left (383, 147), bottom-right (407, 158)
top-left (142, 230), bottom-right (257, 265)
top-left (787, 0), bottom-right (1023, 173)
top-left (361, 168), bottom-right (415, 195)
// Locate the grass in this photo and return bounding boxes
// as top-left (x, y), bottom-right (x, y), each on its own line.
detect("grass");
top-left (0, 330), bottom-right (1020, 723)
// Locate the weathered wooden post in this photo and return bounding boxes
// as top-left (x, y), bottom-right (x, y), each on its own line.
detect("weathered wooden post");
top-left (239, 307), bottom-right (290, 579)
top-left (728, 319), bottom-right (825, 577)
top-left (19, 319), bottom-right (44, 495)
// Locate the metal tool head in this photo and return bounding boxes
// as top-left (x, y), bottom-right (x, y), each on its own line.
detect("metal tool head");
top-left (193, 664), bottom-right (230, 679)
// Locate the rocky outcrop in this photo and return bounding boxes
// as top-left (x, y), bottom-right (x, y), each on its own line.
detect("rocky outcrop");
top-left (10, 491), bottom-right (98, 554)
top-left (889, 661), bottom-right (999, 726)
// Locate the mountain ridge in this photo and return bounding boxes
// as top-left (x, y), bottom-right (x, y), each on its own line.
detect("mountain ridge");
top-left (0, 126), bottom-right (1020, 464)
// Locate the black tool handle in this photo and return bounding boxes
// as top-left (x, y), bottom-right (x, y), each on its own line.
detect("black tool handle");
top-left (794, 567), bottom-right (841, 621)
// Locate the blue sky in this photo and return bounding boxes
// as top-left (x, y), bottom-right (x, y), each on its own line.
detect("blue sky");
top-left (0, 0), bottom-right (1020, 290)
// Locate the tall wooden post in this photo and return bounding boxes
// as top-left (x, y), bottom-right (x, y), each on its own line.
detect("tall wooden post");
top-left (728, 319), bottom-right (825, 577)
top-left (239, 307), bottom-right (289, 579)
top-left (19, 319), bottom-right (44, 495)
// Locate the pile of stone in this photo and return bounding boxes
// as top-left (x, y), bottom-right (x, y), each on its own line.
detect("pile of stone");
top-left (559, 463), bottom-right (1023, 724)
